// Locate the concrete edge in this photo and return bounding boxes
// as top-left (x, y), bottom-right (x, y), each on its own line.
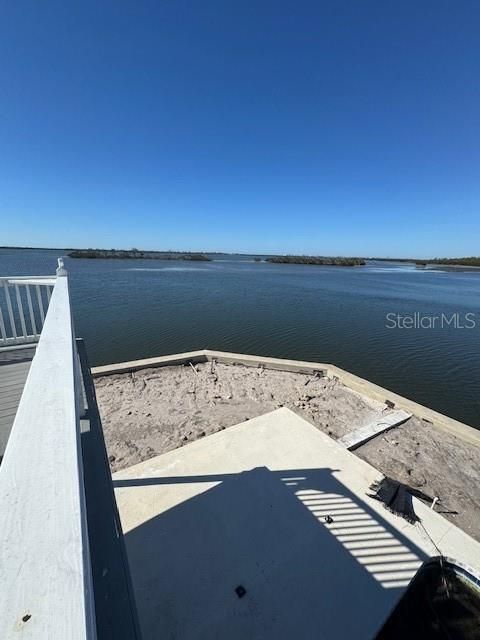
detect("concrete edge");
top-left (324, 362), bottom-right (480, 448)
top-left (90, 350), bottom-right (207, 376)
top-left (203, 350), bottom-right (328, 375)
top-left (91, 349), bottom-right (480, 448)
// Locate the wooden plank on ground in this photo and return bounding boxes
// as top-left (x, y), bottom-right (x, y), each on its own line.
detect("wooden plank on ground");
top-left (339, 410), bottom-right (412, 450)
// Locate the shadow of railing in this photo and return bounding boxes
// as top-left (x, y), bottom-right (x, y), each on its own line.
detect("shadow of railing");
top-left (279, 472), bottom-right (423, 589)
top-left (115, 466), bottom-right (427, 639)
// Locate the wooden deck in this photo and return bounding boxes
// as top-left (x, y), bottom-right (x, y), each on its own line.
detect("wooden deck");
top-left (0, 348), bottom-right (34, 459)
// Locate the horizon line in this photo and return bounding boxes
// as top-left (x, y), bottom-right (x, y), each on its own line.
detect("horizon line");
top-left (0, 245), bottom-right (476, 262)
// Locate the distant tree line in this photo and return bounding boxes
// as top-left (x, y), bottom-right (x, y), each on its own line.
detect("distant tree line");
top-left (415, 257), bottom-right (480, 267)
top-left (265, 255), bottom-right (366, 267)
top-left (68, 248), bottom-right (211, 261)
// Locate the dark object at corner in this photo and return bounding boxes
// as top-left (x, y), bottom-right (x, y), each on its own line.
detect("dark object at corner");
top-left (368, 476), bottom-right (420, 524)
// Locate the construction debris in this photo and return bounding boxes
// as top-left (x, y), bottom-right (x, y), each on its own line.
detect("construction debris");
top-left (95, 361), bottom-right (480, 540)
top-left (368, 476), bottom-right (419, 524)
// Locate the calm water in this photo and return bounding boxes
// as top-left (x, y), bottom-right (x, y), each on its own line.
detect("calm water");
top-left (1, 248), bottom-right (479, 428)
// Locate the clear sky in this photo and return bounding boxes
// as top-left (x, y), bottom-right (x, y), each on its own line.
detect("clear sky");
top-left (1, 1), bottom-right (479, 257)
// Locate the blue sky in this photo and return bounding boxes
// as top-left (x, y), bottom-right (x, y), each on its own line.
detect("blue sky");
top-left (1, 1), bottom-right (479, 257)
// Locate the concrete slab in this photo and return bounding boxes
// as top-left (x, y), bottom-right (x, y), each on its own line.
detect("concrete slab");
top-left (113, 408), bottom-right (480, 640)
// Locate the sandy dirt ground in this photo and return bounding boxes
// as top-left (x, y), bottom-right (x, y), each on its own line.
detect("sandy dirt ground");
top-left (95, 361), bottom-right (480, 540)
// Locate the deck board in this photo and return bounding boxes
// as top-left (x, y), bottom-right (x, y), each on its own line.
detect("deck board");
top-left (0, 353), bottom-right (33, 458)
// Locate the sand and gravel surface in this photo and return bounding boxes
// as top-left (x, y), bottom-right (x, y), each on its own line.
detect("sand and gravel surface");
top-left (95, 361), bottom-right (480, 540)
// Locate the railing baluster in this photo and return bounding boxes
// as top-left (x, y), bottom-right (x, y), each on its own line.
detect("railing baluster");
top-left (26, 284), bottom-right (38, 337)
top-left (36, 284), bottom-right (45, 325)
top-left (0, 306), bottom-right (6, 343)
top-left (3, 281), bottom-right (17, 341)
top-left (0, 276), bottom-right (55, 344)
top-left (15, 284), bottom-right (28, 340)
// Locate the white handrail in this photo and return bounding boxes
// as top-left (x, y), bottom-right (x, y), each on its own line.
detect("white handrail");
top-left (0, 275), bottom-right (55, 346)
top-left (0, 275), bottom-right (56, 281)
top-left (0, 261), bottom-right (96, 639)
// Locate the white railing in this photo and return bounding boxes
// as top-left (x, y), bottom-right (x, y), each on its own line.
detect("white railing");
top-left (0, 274), bottom-right (56, 347)
top-left (0, 259), bottom-right (96, 639)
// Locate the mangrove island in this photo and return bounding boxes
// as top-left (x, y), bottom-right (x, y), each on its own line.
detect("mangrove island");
top-left (68, 249), bottom-right (212, 261)
top-left (266, 255), bottom-right (366, 267)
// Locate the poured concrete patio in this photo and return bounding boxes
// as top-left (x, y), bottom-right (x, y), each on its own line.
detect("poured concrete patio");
top-left (113, 407), bottom-right (480, 640)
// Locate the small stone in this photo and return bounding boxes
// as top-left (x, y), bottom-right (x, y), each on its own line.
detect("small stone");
top-left (407, 468), bottom-right (426, 487)
top-left (108, 455), bottom-right (116, 463)
top-left (301, 394), bottom-right (314, 402)
top-left (410, 472), bottom-right (427, 488)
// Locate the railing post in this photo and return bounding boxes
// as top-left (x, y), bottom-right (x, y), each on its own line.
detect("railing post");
top-left (56, 258), bottom-right (85, 418)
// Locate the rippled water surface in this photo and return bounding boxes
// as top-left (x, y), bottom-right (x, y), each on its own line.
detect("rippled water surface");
top-left (1, 248), bottom-right (479, 428)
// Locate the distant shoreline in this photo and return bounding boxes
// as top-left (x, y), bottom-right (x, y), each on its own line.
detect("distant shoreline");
top-left (414, 259), bottom-right (480, 269)
top-left (419, 264), bottom-right (480, 272)
top-left (70, 251), bottom-right (366, 266)
top-left (265, 255), bottom-right (365, 267)
top-left (2, 246), bottom-right (480, 269)
top-left (0, 245), bottom-right (72, 251)
top-left (68, 249), bottom-right (211, 261)
top-left (372, 257), bottom-right (480, 269)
